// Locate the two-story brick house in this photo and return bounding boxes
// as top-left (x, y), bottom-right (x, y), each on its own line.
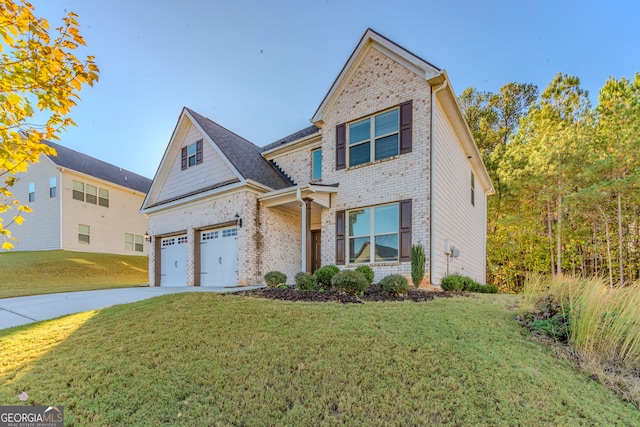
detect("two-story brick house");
top-left (141, 29), bottom-right (494, 287)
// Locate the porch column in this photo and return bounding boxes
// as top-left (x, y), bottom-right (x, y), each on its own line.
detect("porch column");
top-left (300, 197), bottom-right (313, 273)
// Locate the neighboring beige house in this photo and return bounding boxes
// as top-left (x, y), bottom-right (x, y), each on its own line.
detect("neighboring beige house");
top-left (1, 141), bottom-right (152, 255)
top-left (141, 29), bottom-right (494, 287)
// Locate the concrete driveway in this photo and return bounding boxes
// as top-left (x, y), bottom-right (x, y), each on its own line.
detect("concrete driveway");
top-left (0, 286), bottom-right (257, 331)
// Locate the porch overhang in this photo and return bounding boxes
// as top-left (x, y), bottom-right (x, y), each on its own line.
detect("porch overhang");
top-left (258, 183), bottom-right (339, 209)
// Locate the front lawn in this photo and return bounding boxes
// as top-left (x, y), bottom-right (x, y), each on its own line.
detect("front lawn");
top-left (0, 250), bottom-right (148, 298)
top-left (1, 293), bottom-right (638, 425)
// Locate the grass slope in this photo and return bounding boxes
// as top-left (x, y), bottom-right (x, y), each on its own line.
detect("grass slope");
top-left (1, 294), bottom-right (638, 425)
top-left (0, 250), bottom-right (148, 298)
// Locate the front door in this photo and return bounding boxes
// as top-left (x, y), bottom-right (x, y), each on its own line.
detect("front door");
top-left (311, 230), bottom-right (322, 273)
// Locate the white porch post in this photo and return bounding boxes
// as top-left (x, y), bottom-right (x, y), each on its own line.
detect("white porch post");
top-left (297, 188), bottom-right (307, 273)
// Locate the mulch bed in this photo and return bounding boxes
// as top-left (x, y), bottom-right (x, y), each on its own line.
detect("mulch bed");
top-left (231, 284), bottom-right (461, 304)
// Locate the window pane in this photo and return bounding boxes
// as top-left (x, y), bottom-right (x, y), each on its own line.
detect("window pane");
top-left (73, 181), bottom-right (84, 191)
top-left (375, 109), bottom-right (398, 137)
top-left (99, 197), bottom-right (109, 207)
top-left (188, 155), bottom-right (196, 167)
top-left (50, 177), bottom-right (56, 188)
top-left (125, 241), bottom-right (133, 250)
top-left (73, 190), bottom-right (84, 201)
top-left (99, 188), bottom-right (109, 198)
top-left (28, 182), bottom-right (34, 192)
top-left (375, 134), bottom-right (399, 160)
top-left (135, 243), bottom-right (144, 252)
top-left (374, 204), bottom-right (398, 234)
top-left (188, 144), bottom-right (196, 156)
top-left (86, 185), bottom-right (97, 196)
top-left (135, 235), bottom-right (144, 244)
top-left (79, 225), bottom-right (90, 234)
top-left (125, 233), bottom-right (133, 243)
top-left (349, 142), bottom-right (370, 167)
top-left (312, 149), bottom-right (322, 180)
top-left (349, 237), bottom-right (370, 263)
top-left (50, 187), bottom-right (56, 198)
top-left (349, 118), bottom-right (370, 145)
top-left (349, 208), bottom-right (370, 237)
top-left (79, 234), bottom-right (90, 244)
top-left (375, 234), bottom-right (398, 262)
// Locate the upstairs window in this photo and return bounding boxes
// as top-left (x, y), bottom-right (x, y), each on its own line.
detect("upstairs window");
top-left (471, 172), bottom-right (475, 206)
top-left (349, 108), bottom-right (399, 167)
top-left (86, 184), bottom-right (98, 204)
top-left (73, 180), bottom-right (84, 201)
top-left (49, 177), bottom-right (57, 198)
top-left (28, 182), bottom-right (35, 202)
top-left (312, 149), bottom-right (322, 180)
top-left (99, 188), bottom-right (109, 207)
top-left (181, 139), bottom-right (203, 170)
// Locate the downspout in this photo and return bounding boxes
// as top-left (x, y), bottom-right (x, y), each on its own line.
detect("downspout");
top-left (430, 78), bottom-right (448, 286)
top-left (59, 167), bottom-right (64, 250)
top-left (296, 188), bottom-right (307, 273)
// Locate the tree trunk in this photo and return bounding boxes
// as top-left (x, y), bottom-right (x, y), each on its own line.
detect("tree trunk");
top-left (598, 206), bottom-right (614, 288)
top-left (617, 187), bottom-right (624, 286)
top-left (547, 201), bottom-right (555, 275)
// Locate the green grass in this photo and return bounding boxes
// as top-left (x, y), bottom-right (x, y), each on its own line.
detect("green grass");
top-left (1, 293), bottom-right (638, 426)
top-left (0, 250), bottom-right (148, 298)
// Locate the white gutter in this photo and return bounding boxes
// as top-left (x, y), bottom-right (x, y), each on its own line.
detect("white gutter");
top-left (58, 167), bottom-right (64, 250)
top-left (296, 187), bottom-right (307, 272)
top-left (430, 77), bottom-right (448, 286)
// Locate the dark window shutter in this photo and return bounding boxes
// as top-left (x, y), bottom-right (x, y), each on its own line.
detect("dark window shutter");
top-left (181, 146), bottom-right (188, 170)
top-left (196, 139), bottom-right (203, 165)
top-left (336, 123), bottom-right (346, 170)
top-left (399, 199), bottom-right (412, 262)
top-left (336, 210), bottom-right (345, 265)
top-left (399, 100), bottom-right (413, 155)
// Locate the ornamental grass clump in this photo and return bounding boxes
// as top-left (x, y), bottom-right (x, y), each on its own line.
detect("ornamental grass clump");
top-left (379, 274), bottom-right (409, 296)
top-left (264, 271), bottom-right (287, 288)
top-left (331, 270), bottom-right (369, 296)
top-left (295, 272), bottom-right (317, 292)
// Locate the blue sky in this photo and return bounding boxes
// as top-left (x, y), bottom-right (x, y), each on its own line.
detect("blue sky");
top-left (32, 0), bottom-right (640, 179)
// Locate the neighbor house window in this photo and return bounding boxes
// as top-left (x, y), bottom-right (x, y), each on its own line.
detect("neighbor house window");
top-left (72, 180), bottom-right (109, 207)
top-left (86, 184), bottom-right (97, 204)
top-left (471, 172), bottom-right (475, 206)
top-left (348, 203), bottom-right (399, 263)
top-left (349, 108), bottom-right (399, 167)
top-left (28, 182), bottom-right (35, 202)
top-left (312, 149), bottom-right (322, 180)
top-left (78, 224), bottom-right (90, 244)
top-left (49, 177), bottom-right (57, 198)
top-left (73, 180), bottom-right (84, 201)
top-left (125, 233), bottom-right (144, 252)
top-left (99, 188), bottom-right (109, 207)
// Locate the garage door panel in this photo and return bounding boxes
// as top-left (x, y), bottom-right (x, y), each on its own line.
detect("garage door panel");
top-left (200, 227), bottom-right (237, 287)
top-left (160, 235), bottom-right (187, 286)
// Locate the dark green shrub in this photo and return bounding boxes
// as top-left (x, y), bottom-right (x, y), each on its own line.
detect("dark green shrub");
top-left (331, 270), bottom-right (368, 295)
top-left (478, 284), bottom-right (499, 294)
top-left (379, 274), bottom-right (409, 296)
top-left (314, 265), bottom-right (340, 286)
top-left (440, 273), bottom-right (466, 291)
top-left (411, 244), bottom-right (426, 288)
top-left (295, 272), bottom-right (317, 291)
top-left (355, 265), bottom-right (374, 284)
top-left (264, 271), bottom-right (287, 288)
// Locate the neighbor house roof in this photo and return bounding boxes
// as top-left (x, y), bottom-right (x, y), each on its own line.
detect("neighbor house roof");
top-left (45, 141), bottom-right (152, 193)
top-left (186, 108), bottom-right (291, 191)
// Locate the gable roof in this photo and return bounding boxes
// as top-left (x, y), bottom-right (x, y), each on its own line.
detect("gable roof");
top-left (311, 28), bottom-right (441, 125)
top-left (185, 108), bottom-right (291, 190)
top-left (45, 141), bottom-right (152, 193)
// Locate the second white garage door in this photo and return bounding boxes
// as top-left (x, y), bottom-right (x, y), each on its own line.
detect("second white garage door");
top-left (200, 227), bottom-right (238, 287)
top-left (160, 235), bottom-right (188, 286)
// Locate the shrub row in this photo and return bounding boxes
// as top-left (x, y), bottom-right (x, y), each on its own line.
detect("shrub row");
top-left (440, 273), bottom-right (498, 293)
top-left (266, 265), bottom-right (412, 297)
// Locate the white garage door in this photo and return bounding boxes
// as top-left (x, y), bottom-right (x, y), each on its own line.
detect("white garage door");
top-left (160, 235), bottom-right (188, 286)
top-left (200, 227), bottom-right (238, 287)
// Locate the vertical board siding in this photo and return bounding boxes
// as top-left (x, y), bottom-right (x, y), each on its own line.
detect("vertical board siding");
top-left (432, 99), bottom-right (487, 284)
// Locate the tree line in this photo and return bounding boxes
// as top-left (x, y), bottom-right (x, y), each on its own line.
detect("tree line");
top-left (459, 73), bottom-right (640, 292)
